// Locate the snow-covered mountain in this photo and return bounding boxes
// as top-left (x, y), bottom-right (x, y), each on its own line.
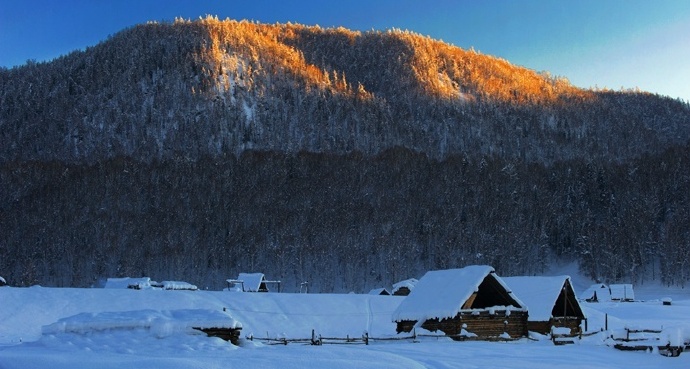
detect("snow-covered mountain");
top-left (1, 17), bottom-right (689, 290)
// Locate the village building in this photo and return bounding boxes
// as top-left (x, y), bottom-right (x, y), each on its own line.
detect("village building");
top-left (580, 283), bottom-right (612, 302)
top-left (368, 287), bottom-right (391, 296)
top-left (160, 281), bottom-right (198, 291)
top-left (502, 276), bottom-right (586, 335)
top-left (226, 273), bottom-right (281, 292)
top-left (609, 284), bottom-right (635, 302)
top-left (102, 277), bottom-right (197, 291)
top-left (391, 278), bottom-right (418, 296)
top-left (103, 277), bottom-right (157, 290)
top-left (391, 266), bottom-right (528, 339)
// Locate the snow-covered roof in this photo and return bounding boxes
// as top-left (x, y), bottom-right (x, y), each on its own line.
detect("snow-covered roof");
top-left (368, 288), bottom-right (391, 296)
top-left (392, 278), bottom-right (418, 294)
top-left (580, 283), bottom-right (611, 302)
top-left (391, 265), bottom-right (525, 323)
top-left (237, 273), bottom-right (266, 292)
top-left (161, 281), bottom-right (198, 291)
top-left (103, 277), bottom-right (155, 289)
top-left (610, 284), bottom-right (634, 301)
top-left (43, 309), bottom-right (241, 336)
top-left (502, 276), bottom-right (576, 321)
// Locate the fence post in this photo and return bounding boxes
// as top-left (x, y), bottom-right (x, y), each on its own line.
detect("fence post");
top-left (311, 329), bottom-right (316, 345)
top-left (365, 331), bottom-right (369, 345)
top-left (605, 314), bottom-right (608, 331)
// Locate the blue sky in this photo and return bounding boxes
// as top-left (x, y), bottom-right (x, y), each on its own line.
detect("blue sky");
top-left (1, 0), bottom-right (689, 101)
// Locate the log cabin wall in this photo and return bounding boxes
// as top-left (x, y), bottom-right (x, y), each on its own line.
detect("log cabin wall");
top-left (421, 310), bottom-right (528, 339)
top-left (528, 317), bottom-right (582, 335)
top-left (396, 319), bottom-right (417, 334)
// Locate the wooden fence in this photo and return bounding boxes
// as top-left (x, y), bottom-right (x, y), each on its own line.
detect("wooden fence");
top-left (245, 328), bottom-right (523, 346)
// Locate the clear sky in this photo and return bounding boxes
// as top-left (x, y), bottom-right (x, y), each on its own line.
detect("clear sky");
top-left (1, 0), bottom-right (689, 102)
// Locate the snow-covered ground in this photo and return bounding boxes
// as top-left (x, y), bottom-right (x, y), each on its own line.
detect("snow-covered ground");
top-left (1, 284), bottom-right (690, 368)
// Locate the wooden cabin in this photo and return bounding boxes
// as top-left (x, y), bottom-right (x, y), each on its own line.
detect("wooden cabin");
top-left (503, 276), bottom-right (585, 335)
top-left (392, 278), bottom-right (418, 296)
top-left (392, 266), bottom-right (528, 340)
top-left (102, 277), bottom-right (197, 291)
top-left (580, 283), bottom-right (611, 302)
top-left (609, 284), bottom-right (634, 302)
top-left (226, 273), bottom-right (281, 292)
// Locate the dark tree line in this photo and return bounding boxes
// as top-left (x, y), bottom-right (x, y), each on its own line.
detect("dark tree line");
top-left (1, 146), bottom-right (688, 291)
top-left (1, 18), bottom-right (689, 290)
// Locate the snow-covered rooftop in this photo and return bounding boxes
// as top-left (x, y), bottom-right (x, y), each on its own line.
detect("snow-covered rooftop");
top-left (236, 273), bottom-right (265, 292)
top-left (581, 283), bottom-right (612, 302)
top-left (103, 277), bottom-right (154, 289)
top-left (503, 275), bottom-right (576, 321)
top-left (391, 265), bottom-right (525, 323)
top-left (392, 278), bottom-right (418, 294)
top-left (610, 284), bottom-right (635, 301)
top-left (368, 288), bottom-right (390, 296)
top-left (162, 281), bottom-right (198, 291)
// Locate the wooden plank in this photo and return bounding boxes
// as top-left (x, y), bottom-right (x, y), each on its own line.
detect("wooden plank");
top-left (193, 327), bottom-right (242, 346)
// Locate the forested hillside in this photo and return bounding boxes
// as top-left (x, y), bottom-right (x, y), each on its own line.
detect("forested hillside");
top-left (1, 17), bottom-right (689, 290)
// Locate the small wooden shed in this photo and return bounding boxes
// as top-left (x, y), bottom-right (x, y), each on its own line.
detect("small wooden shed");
top-left (226, 273), bottom-right (281, 292)
top-left (392, 278), bottom-right (418, 296)
top-left (609, 284), bottom-right (634, 302)
top-left (503, 276), bottom-right (585, 335)
top-left (580, 283), bottom-right (611, 302)
top-left (392, 266), bottom-right (528, 339)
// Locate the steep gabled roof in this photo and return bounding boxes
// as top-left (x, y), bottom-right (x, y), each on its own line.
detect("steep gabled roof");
top-left (391, 265), bottom-right (525, 323)
top-left (503, 276), bottom-right (584, 321)
top-left (237, 273), bottom-right (267, 292)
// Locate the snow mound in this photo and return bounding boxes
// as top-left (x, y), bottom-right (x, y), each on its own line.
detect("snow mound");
top-left (43, 309), bottom-right (241, 338)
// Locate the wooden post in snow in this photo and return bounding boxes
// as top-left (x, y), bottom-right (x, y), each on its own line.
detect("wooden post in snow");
top-left (605, 313), bottom-right (608, 331)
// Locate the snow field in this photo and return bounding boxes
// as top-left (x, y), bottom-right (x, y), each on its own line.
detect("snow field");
top-left (1, 286), bottom-right (690, 368)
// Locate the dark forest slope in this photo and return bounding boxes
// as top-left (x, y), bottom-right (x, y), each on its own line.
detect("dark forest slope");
top-left (1, 18), bottom-right (689, 289)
